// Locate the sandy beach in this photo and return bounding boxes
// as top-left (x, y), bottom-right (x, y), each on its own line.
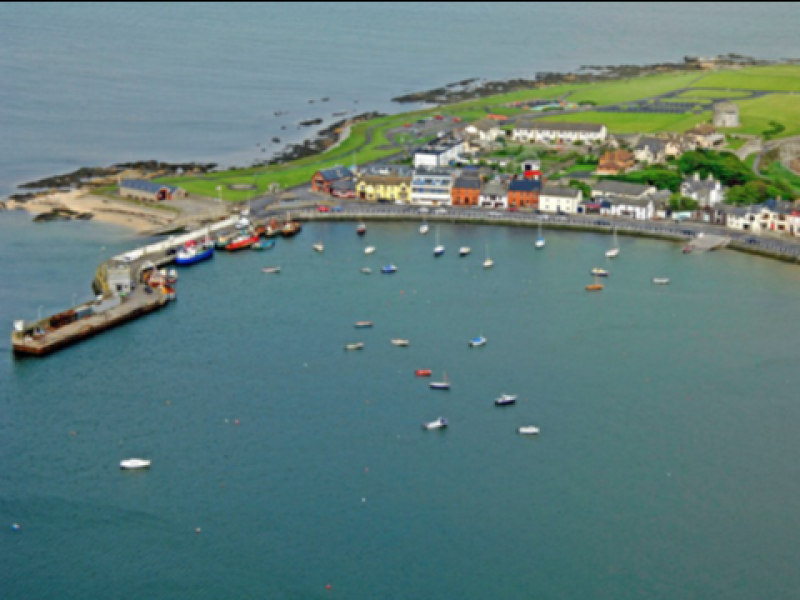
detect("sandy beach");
top-left (5, 189), bottom-right (176, 233)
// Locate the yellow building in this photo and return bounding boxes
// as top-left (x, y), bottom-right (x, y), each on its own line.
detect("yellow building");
top-left (356, 172), bottom-right (413, 203)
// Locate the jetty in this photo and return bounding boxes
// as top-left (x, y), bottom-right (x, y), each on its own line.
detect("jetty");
top-left (686, 234), bottom-right (730, 253)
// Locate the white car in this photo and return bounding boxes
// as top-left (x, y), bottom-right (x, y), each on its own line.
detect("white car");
top-left (418, 207), bottom-right (430, 214)
top-left (435, 208), bottom-right (448, 215)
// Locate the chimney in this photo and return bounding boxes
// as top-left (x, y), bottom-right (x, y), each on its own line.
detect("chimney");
top-left (694, 172), bottom-right (700, 182)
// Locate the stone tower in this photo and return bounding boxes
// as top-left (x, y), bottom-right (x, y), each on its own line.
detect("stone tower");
top-left (713, 102), bottom-right (740, 128)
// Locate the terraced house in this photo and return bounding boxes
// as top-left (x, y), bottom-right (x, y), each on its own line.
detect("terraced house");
top-left (512, 121), bottom-right (607, 145)
top-left (355, 165), bottom-right (412, 203)
top-left (410, 168), bottom-right (454, 206)
top-left (508, 178), bottom-right (542, 209)
top-left (451, 175), bottom-right (482, 206)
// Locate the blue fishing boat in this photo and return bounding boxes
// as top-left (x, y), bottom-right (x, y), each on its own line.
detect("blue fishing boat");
top-left (381, 265), bottom-right (398, 274)
top-left (175, 242), bottom-right (214, 266)
top-left (253, 240), bottom-right (275, 251)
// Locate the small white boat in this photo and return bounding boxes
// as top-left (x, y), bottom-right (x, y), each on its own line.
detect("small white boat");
top-left (360, 268), bottom-right (372, 274)
top-left (420, 223), bottom-right (430, 235)
top-left (518, 426), bottom-right (540, 436)
top-left (120, 459), bottom-right (151, 470)
top-left (364, 246), bottom-right (376, 255)
top-left (345, 342), bottom-right (364, 351)
top-left (535, 220), bottom-right (545, 249)
top-left (430, 371), bottom-right (451, 390)
top-left (434, 227), bottom-right (444, 257)
top-left (422, 417), bottom-right (448, 430)
top-left (652, 278), bottom-right (670, 285)
top-left (483, 243), bottom-right (493, 269)
top-left (591, 268), bottom-right (609, 277)
top-left (459, 247), bottom-right (471, 257)
top-left (469, 335), bottom-right (487, 348)
top-left (391, 339), bottom-right (410, 347)
top-left (355, 321), bottom-right (373, 328)
top-left (606, 228), bottom-right (620, 258)
top-left (313, 242), bottom-right (324, 253)
top-left (262, 267), bottom-right (281, 274)
top-left (495, 394), bottom-right (517, 406)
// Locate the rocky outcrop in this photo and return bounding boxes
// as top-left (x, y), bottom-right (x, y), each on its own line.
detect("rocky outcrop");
top-left (32, 208), bottom-right (93, 223)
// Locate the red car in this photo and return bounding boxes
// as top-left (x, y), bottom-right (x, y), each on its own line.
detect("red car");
top-left (453, 117), bottom-right (462, 123)
top-left (317, 205), bottom-right (330, 213)
top-left (435, 115), bottom-right (444, 120)
top-left (508, 207), bottom-right (519, 212)
top-left (404, 123), bottom-right (412, 128)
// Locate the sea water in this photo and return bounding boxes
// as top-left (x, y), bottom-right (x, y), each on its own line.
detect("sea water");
top-left (3, 220), bottom-right (800, 598)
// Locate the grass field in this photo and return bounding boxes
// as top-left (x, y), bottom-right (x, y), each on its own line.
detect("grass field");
top-left (537, 110), bottom-right (711, 134)
top-left (763, 162), bottom-right (800, 194)
top-left (724, 95), bottom-right (800, 138)
top-left (692, 66), bottom-right (800, 92)
top-left (566, 72), bottom-right (702, 105)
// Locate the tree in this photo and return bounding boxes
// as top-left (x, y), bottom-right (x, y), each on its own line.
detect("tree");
top-left (669, 193), bottom-right (698, 211)
top-left (569, 179), bottom-right (592, 199)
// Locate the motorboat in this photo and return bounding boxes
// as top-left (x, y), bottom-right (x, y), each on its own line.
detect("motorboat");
top-left (495, 394), bottom-right (517, 406)
top-left (381, 265), bottom-right (398, 274)
top-left (360, 268), bottom-right (372, 274)
top-left (586, 283), bottom-right (604, 292)
top-left (215, 233), bottom-right (235, 249)
top-left (227, 234), bottom-right (260, 252)
top-left (517, 426), bottom-right (540, 436)
top-left (120, 459), bottom-right (151, 470)
top-left (652, 278), bottom-right (671, 285)
top-left (253, 240), bottom-right (275, 251)
top-left (364, 246), bottom-right (376, 255)
top-left (262, 266), bottom-right (281, 274)
top-left (165, 269), bottom-right (179, 284)
top-left (469, 335), bottom-right (487, 348)
top-left (590, 268), bottom-right (610, 277)
top-left (176, 243), bottom-right (215, 266)
top-left (345, 342), bottom-right (364, 351)
top-left (434, 226), bottom-right (444, 257)
top-left (281, 221), bottom-right (302, 237)
top-left (357, 222), bottom-right (367, 236)
top-left (391, 339), bottom-right (410, 347)
top-left (606, 248), bottom-right (620, 259)
top-left (415, 369), bottom-right (432, 377)
top-left (535, 220), bottom-right (545, 249)
top-left (419, 223), bottom-right (430, 235)
top-left (422, 417), bottom-right (448, 431)
top-left (313, 242), bottom-right (324, 253)
top-left (430, 371), bottom-right (450, 390)
top-left (355, 321), bottom-right (373, 328)
top-left (264, 219), bottom-right (282, 238)
top-left (459, 247), bottom-right (471, 257)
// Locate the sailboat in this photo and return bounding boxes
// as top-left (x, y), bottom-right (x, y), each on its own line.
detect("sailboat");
top-left (313, 241), bottom-right (324, 253)
top-left (430, 371), bottom-right (451, 391)
top-left (606, 227), bottom-right (620, 258)
top-left (420, 220), bottom-right (430, 235)
top-left (434, 226), bottom-right (444, 257)
top-left (535, 220), bottom-right (546, 249)
top-left (483, 243), bottom-right (494, 269)
top-left (469, 334), bottom-right (487, 347)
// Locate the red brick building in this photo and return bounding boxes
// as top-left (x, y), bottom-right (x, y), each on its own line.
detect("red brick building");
top-left (451, 176), bottom-right (482, 206)
top-left (508, 179), bottom-right (542, 209)
top-left (311, 166), bottom-right (354, 194)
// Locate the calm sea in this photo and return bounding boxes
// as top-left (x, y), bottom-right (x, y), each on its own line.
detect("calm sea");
top-left (1, 2), bottom-right (799, 196)
top-left (3, 217), bottom-right (800, 598)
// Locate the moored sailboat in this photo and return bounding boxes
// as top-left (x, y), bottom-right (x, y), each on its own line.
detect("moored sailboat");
top-left (434, 226), bottom-right (444, 257)
top-left (430, 371), bottom-right (451, 390)
top-left (606, 227), bottom-right (620, 258)
top-left (535, 220), bottom-right (546, 249)
top-left (483, 243), bottom-right (494, 269)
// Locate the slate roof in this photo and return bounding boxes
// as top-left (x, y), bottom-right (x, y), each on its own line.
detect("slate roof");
top-left (331, 179), bottom-right (355, 192)
top-left (603, 195), bottom-right (654, 208)
top-left (482, 180), bottom-right (508, 196)
top-left (468, 119), bottom-right (499, 132)
top-left (453, 177), bottom-right (482, 190)
top-left (636, 137), bottom-right (668, 154)
top-left (318, 167), bottom-right (353, 181)
top-left (509, 179), bottom-right (542, 193)
top-left (120, 179), bottom-right (181, 194)
top-left (592, 180), bottom-right (654, 197)
top-left (541, 186), bottom-right (581, 199)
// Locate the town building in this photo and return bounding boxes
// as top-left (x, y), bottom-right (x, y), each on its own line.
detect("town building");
top-left (596, 150), bottom-right (635, 175)
top-left (464, 119), bottom-right (503, 142)
top-left (410, 168), bottom-right (454, 206)
top-left (680, 173), bottom-right (726, 207)
top-left (634, 137), bottom-right (668, 164)
top-left (414, 136), bottom-right (466, 168)
top-left (512, 121), bottom-right (607, 145)
top-left (451, 175), bottom-right (482, 207)
top-left (539, 185), bottom-right (583, 214)
top-left (508, 179), bottom-right (542, 209)
top-left (311, 166), bottom-right (354, 194)
top-left (480, 179), bottom-right (509, 208)
top-left (330, 179), bottom-right (356, 199)
top-left (591, 180), bottom-right (656, 201)
top-left (686, 124), bottom-right (725, 149)
top-left (599, 196), bottom-right (655, 221)
top-left (355, 166), bottom-right (413, 203)
top-left (119, 179), bottom-right (186, 202)
top-left (713, 102), bottom-right (740, 128)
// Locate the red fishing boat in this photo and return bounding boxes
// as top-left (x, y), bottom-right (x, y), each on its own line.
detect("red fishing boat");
top-left (415, 369), bottom-right (432, 377)
top-left (226, 234), bottom-right (260, 252)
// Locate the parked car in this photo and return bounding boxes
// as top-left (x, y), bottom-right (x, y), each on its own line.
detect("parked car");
top-left (317, 205), bottom-right (330, 213)
top-left (332, 206), bottom-right (343, 212)
top-left (508, 207), bottom-right (519, 213)
top-left (435, 208), bottom-right (448, 215)
top-left (418, 207), bottom-right (430, 214)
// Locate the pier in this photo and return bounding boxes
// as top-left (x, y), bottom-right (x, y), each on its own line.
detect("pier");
top-left (686, 234), bottom-right (730, 253)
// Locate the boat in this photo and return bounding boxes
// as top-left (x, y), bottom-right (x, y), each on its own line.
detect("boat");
top-left (682, 246), bottom-right (691, 254)
top-left (227, 234), bottom-right (260, 252)
top-left (469, 335), bottom-right (487, 348)
top-left (606, 227), bottom-right (620, 258)
top-left (483, 243), bottom-right (494, 269)
top-left (434, 226), bottom-right (444, 257)
top-left (391, 339), bottom-right (410, 347)
top-left (586, 273), bottom-right (604, 292)
top-left (517, 426), bottom-right (540, 435)
top-left (262, 266), bottom-right (281, 274)
top-left (459, 247), bottom-right (471, 257)
top-left (161, 286), bottom-right (177, 302)
top-left (355, 321), bottom-right (373, 328)
top-left (357, 222), bottom-right (367, 236)
top-left (120, 459), bottom-right (151, 470)
top-left (422, 417), bottom-right (448, 431)
top-left (430, 371), bottom-right (450, 390)
top-left (381, 265), bottom-right (397, 274)
top-left (415, 369), bottom-right (432, 377)
top-left (364, 246), bottom-right (376, 255)
top-left (165, 269), bottom-right (179, 284)
top-left (535, 220), bottom-right (546, 249)
top-left (264, 219), bottom-right (282, 238)
top-left (313, 242), bottom-right (324, 253)
top-left (590, 268), bottom-right (609, 277)
top-left (281, 220), bottom-right (302, 238)
top-left (176, 242), bottom-right (215, 266)
top-left (253, 240), bottom-right (275, 251)
top-left (652, 278), bottom-right (671, 285)
top-left (253, 224), bottom-right (266, 237)
top-left (215, 233), bottom-right (236, 249)
top-left (495, 394), bottom-right (517, 406)
top-left (420, 221), bottom-right (429, 235)
top-left (360, 268), bottom-right (372, 274)
top-left (345, 342), bottom-right (364, 351)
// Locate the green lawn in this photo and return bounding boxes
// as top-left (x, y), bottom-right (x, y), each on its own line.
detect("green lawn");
top-left (566, 72), bottom-right (703, 105)
top-left (691, 66), bottom-right (800, 92)
top-left (723, 95), bottom-right (800, 138)
top-left (725, 137), bottom-right (748, 150)
top-left (537, 110), bottom-right (712, 134)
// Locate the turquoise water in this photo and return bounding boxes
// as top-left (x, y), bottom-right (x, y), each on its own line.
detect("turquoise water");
top-left (2, 2), bottom-right (799, 195)
top-left (4, 218), bottom-right (800, 598)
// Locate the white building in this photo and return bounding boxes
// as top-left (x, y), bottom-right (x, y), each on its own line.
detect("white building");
top-left (599, 196), bottom-right (655, 221)
top-left (591, 180), bottom-right (656, 201)
top-left (414, 137), bottom-right (466, 168)
top-left (539, 186), bottom-right (583, 215)
top-left (464, 119), bottom-right (503, 142)
top-left (512, 122), bottom-right (607, 145)
top-left (480, 180), bottom-right (509, 208)
top-left (410, 168), bottom-right (454, 206)
top-left (680, 173), bottom-right (726, 208)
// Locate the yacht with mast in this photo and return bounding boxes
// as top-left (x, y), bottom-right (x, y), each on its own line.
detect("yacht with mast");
top-left (606, 227), bottom-right (620, 258)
